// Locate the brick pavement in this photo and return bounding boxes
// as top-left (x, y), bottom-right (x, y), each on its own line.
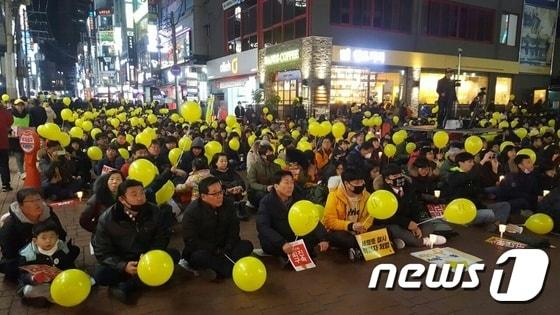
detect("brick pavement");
top-left (0, 159), bottom-right (559, 315)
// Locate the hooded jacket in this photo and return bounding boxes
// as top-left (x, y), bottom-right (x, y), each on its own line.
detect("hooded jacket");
top-left (247, 156), bottom-right (281, 192)
top-left (322, 185), bottom-right (372, 231)
top-left (178, 137), bottom-right (207, 172)
top-left (92, 201), bottom-right (173, 271)
top-left (0, 201), bottom-right (67, 261)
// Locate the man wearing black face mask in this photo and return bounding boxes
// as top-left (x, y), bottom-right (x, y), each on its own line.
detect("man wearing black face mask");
top-left (323, 168), bottom-right (373, 262)
top-left (93, 179), bottom-right (179, 305)
top-left (247, 143), bottom-right (281, 209)
top-left (377, 164), bottom-right (446, 249)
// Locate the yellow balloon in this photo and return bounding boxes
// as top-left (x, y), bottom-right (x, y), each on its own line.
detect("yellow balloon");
top-left (517, 148), bottom-right (537, 163)
top-left (136, 132), bottom-right (152, 148)
top-left (168, 148), bottom-right (183, 165)
top-left (125, 134), bottom-right (134, 144)
top-left (431, 106), bottom-right (439, 114)
top-left (229, 138), bottom-right (240, 151)
top-left (444, 198), bottom-right (477, 225)
top-left (288, 200), bottom-right (319, 236)
top-left (392, 130), bottom-right (407, 145)
top-left (50, 269), bottom-right (91, 307)
top-left (181, 101), bottom-right (202, 123)
top-left (548, 119), bottom-right (556, 128)
top-left (273, 158), bottom-right (286, 169)
top-left (42, 123), bottom-right (61, 140)
top-left (118, 148), bottom-right (129, 160)
top-left (297, 140), bottom-right (313, 152)
top-left (514, 128), bottom-right (528, 140)
top-left (464, 136), bottom-right (483, 155)
top-left (147, 114), bottom-right (157, 125)
top-left (383, 144), bottom-right (397, 158)
top-left (248, 134), bottom-right (257, 146)
top-left (320, 121), bottom-right (332, 137)
top-left (129, 159), bottom-right (158, 187)
top-left (367, 190), bottom-right (398, 219)
top-left (226, 115), bottom-right (237, 127)
top-left (498, 121), bottom-right (509, 129)
top-left (266, 114), bottom-right (273, 122)
top-left (91, 128), bottom-right (102, 139)
top-left (87, 146), bottom-right (103, 161)
top-left (372, 116), bottom-right (382, 127)
top-left (525, 213), bottom-right (554, 235)
top-left (62, 97), bottom-right (72, 106)
top-left (492, 112), bottom-right (501, 121)
top-left (155, 180), bottom-right (175, 205)
top-left (433, 131), bottom-right (449, 149)
top-left (392, 116), bottom-right (400, 125)
top-left (314, 204), bottom-right (325, 220)
top-left (309, 122), bottom-right (321, 136)
top-left (61, 108), bottom-right (73, 121)
top-left (232, 256), bottom-right (267, 292)
top-left (364, 111), bottom-right (372, 118)
top-left (110, 118), bottom-right (120, 129)
top-left (69, 127), bottom-right (83, 139)
top-left (81, 120), bottom-right (93, 132)
top-left (262, 107), bottom-right (269, 114)
top-left (58, 132), bottom-right (71, 147)
top-left (1, 94), bottom-right (9, 102)
top-left (291, 130), bottom-right (301, 139)
top-left (406, 142), bottom-right (417, 154)
top-left (178, 136), bottom-right (192, 151)
top-left (332, 122), bottom-right (346, 139)
top-left (137, 250), bottom-right (174, 286)
top-left (510, 120), bottom-right (519, 128)
top-left (205, 141), bottom-right (223, 158)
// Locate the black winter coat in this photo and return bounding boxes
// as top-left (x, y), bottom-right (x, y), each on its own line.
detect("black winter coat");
top-left (182, 198), bottom-right (241, 257)
top-left (92, 202), bottom-right (173, 271)
top-left (376, 183), bottom-right (424, 228)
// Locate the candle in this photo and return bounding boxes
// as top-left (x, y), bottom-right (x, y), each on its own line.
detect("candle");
top-left (378, 151), bottom-right (382, 158)
top-left (76, 191), bottom-right (83, 201)
top-left (434, 190), bottom-right (441, 198)
top-left (429, 234), bottom-right (438, 249)
top-left (499, 175), bottom-right (505, 182)
top-left (499, 224), bottom-right (506, 239)
top-left (543, 190), bottom-right (550, 197)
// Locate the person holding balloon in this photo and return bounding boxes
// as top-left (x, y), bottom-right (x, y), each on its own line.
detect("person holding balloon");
top-left (443, 152), bottom-right (511, 225)
top-left (181, 177), bottom-right (253, 281)
top-left (38, 141), bottom-right (83, 201)
top-left (177, 137), bottom-right (207, 175)
top-left (118, 143), bottom-right (150, 177)
top-left (322, 168), bottom-right (373, 262)
top-left (378, 164), bottom-right (447, 249)
top-left (256, 171), bottom-right (329, 268)
top-left (93, 143), bottom-right (122, 176)
top-left (17, 221), bottom-right (80, 307)
top-left (93, 179), bottom-right (179, 305)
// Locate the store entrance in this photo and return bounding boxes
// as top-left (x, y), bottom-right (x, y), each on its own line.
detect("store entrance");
top-left (273, 79), bottom-right (300, 119)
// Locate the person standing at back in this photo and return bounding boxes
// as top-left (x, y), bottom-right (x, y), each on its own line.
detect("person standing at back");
top-left (0, 100), bottom-right (14, 191)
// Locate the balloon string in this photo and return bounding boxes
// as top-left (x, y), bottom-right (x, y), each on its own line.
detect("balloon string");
top-left (294, 236), bottom-right (298, 241)
top-left (418, 216), bottom-right (444, 225)
top-left (224, 254), bottom-right (236, 265)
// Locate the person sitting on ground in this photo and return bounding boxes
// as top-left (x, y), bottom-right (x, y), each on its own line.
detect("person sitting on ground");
top-left (176, 157), bottom-right (212, 202)
top-left (93, 179), bottom-right (179, 305)
top-left (377, 164), bottom-right (446, 249)
top-left (322, 168), bottom-right (372, 262)
top-left (0, 188), bottom-right (68, 282)
top-left (148, 139), bottom-right (170, 172)
top-left (178, 137), bottom-right (207, 174)
top-left (210, 153), bottom-right (249, 220)
top-left (38, 141), bottom-right (82, 200)
top-left (17, 221), bottom-right (80, 307)
top-left (256, 171), bottom-right (329, 267)
top-left (247, 143), bottom-right (281, 209)
top-left (443, 152), bottom-right (511, 225)
top-left (498, 154), bottom-right (541, 216)
top-left (538, 162), bottom-right (558, 191)
top-left (315, 135), bottom-right (334, 175)
top-left (181, 177), bottom-right (253, 281)
top-left (409, 157), bottom-right (440, 205)
top-left (345, 140), bottom-right (374, 178)
top-left (119, 143), bottom-right (150, 177)
top-left (326, 161), bottom-right (344, 192)
top-left (94, 143), bottom-right (121, 175)
top-left (80, 170), bottom-right (124, 233)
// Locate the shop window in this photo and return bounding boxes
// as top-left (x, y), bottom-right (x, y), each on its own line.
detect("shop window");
top-left (224, 3), bottom-right (257, 53)
top-left (284, 23), bottom-right (295, 41)
top-left (295, 0), bottom-right (306, 16)
top-left (242, 35), bottom-right (258, 50)
top-left (331, 0), bottom-right (351, 24)
top-left (284, 0), bottom-right (295, 21)
top-left (495, 77), bottom-right (512, 105)
top-left (422, 0), bottom-right (494, 43)
top-left (419, 72), bottom-right (488, 105)
top-left (262, 0), bottom-right (308, 47)
top-left (499, 14), bottom-right (518, 46)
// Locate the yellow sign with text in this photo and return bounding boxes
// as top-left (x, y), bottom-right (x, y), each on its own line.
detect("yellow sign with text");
top-left (355, 228), bottom-right (394, 261)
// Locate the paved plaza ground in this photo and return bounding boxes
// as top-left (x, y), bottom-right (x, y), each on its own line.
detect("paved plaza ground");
top-left (0, 160), bottom-right (558, 315)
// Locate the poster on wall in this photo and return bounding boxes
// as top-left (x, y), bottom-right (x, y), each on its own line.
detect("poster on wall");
top-left (519, 0), bottom-right (559, 66)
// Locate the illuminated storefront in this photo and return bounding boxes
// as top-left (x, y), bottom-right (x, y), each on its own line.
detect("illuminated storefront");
top-left (207, 49), bottom-right (258, 113)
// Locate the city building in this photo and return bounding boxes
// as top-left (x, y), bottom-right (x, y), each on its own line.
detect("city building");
top-left (203, 0), bottom-right (559, 118)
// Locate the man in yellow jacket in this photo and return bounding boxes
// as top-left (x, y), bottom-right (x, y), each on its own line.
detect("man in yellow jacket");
top-left (322, 168), bottom-right (372, 262)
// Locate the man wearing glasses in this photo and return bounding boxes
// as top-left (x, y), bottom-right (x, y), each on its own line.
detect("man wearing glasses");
top-left (182, 176), bottom-right (253, 281)
top-left (0, 188), bottom-right (69, 282)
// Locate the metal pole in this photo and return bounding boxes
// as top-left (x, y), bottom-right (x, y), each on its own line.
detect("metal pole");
top-left (3, 0), bottom-right (17, 97)
top-left (455, 48), bottom-right (462, 119)
top-left (171, 11), bottom-right (180, 107)
top-left (23, 7), bottom-right (30, 97)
